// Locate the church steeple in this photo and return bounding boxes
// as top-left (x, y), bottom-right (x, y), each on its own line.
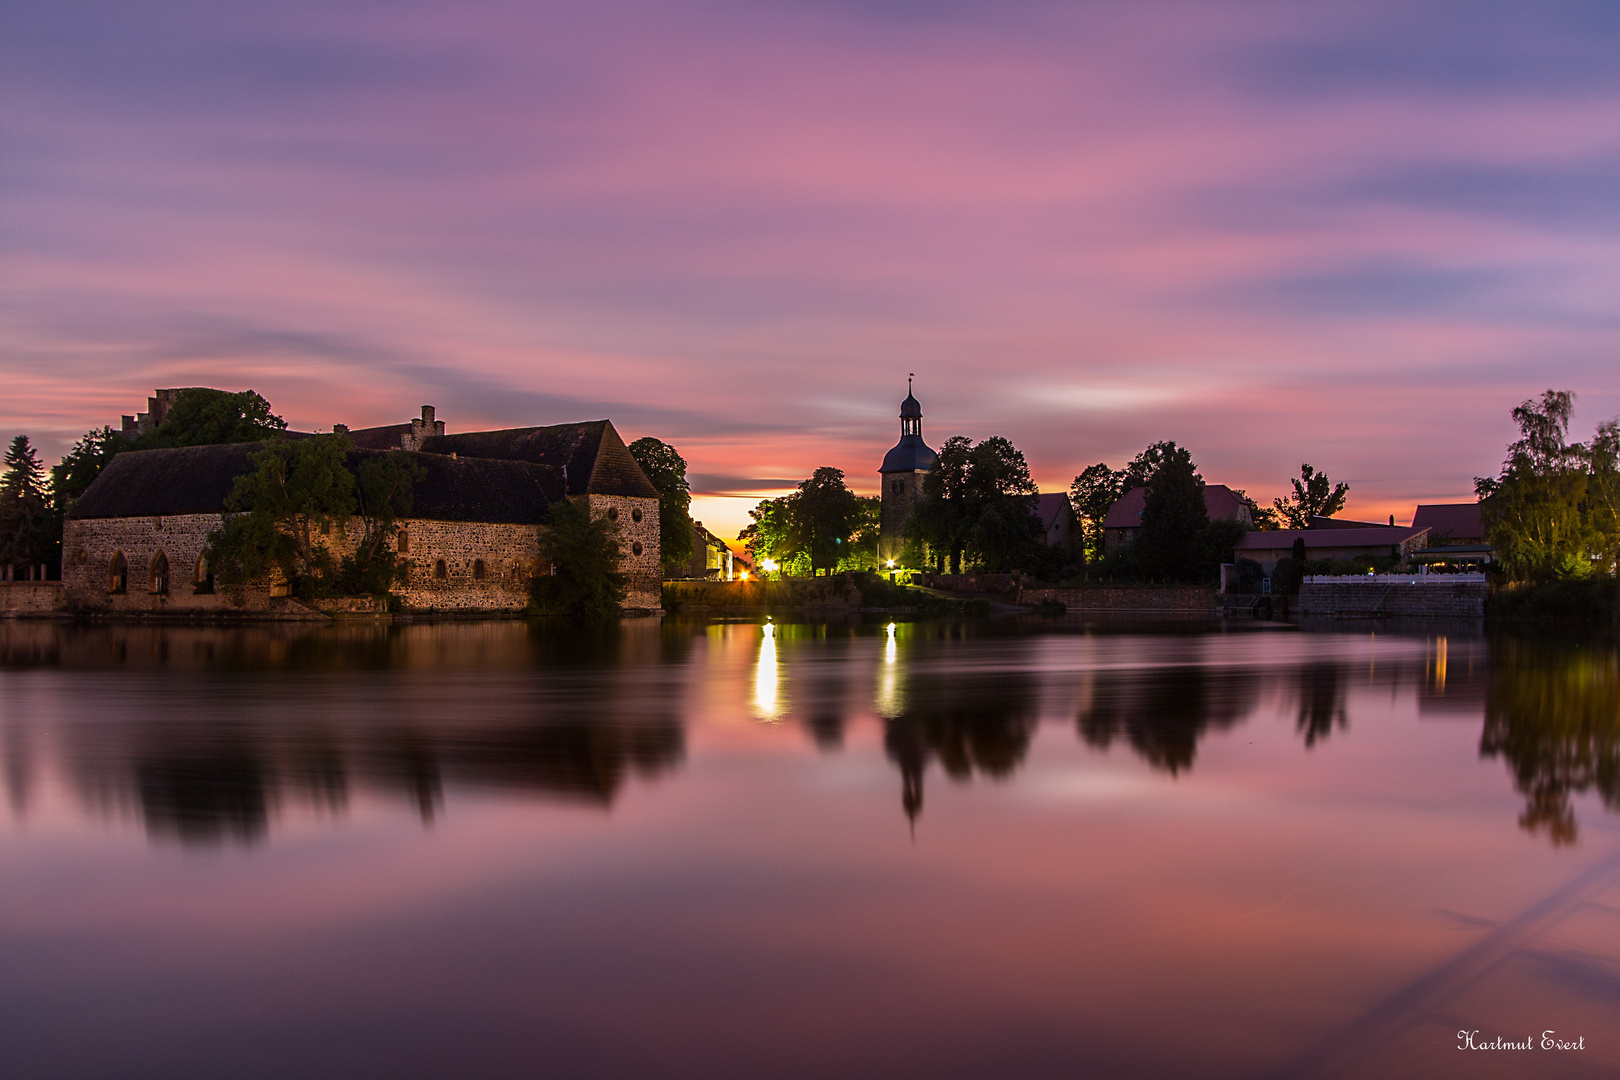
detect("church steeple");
top-left (899, 373), bottom-right (922, 438)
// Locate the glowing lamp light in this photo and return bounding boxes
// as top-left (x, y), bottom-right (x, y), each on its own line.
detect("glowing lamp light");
top-left (739, 571), bottom-right (750, 581)
top-left (886, 559), bottom-right (895, 569)
top-left (761, 558), bottom-right (779, 572)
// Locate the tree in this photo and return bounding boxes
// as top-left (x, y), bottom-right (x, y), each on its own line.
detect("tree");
top-left (0, 435), bottom-right (56, 574)
top-left (628, 437), bottom-right (695, 575)
top-left (207, 435), bottom-right (358, 593)
top-left (138, 389), bottom-right (286, 449)
top-left (1231, 488), bottom-right (1282, 530)
top-left (1272, 464), bottom-right (1349, 528)
top-left (1135, 443), bottom-right (1208, 581)
top-left (844, 495), bottom-right (883, 571)
top-left (791, 467), bottom-right (864, 575)
top-left (335, 453), bottom-right (426, 594)
top-left (913, 435), bottom-right (1041, 573)
top-left (739, 496), bottom-right (802, 576)
top-left (1477, 390), bottom-right (1609, 583)
top-left (531, 499), bottom-right (627, 619)
top-left (51, 426), bottom-right (128, 510)
top-left (1069, 462), bottom-right (1123, 562)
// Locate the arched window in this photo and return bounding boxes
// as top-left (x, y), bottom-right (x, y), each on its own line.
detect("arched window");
top-left (398, 530), bottom-right (410, 554)
top-left (150, 551), bottom-right (169, 596)
top-left (109, 551), bottom-right (127, 594)
top-left (472, 559), bottom-right (486, 580)
top-left (194, 553), bottom-right (215, 595)
top-left (607, 506), bottom-right (620, 521)
top-left (434, 559), bottom-right (447, 580)
top-left (632, 542), bottom-right (643, 556)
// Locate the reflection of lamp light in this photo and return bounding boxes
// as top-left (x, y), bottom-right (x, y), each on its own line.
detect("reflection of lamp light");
top-left (754, 621), bottom-right (780, 721)
top-left (877, 622), bottom-right (899, 715)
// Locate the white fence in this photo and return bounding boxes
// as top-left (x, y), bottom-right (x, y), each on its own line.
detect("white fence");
top-left (1302, 573), bottom-right (1486, 585)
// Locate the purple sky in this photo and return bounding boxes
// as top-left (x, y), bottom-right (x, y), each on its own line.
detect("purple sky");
top-left (4, 0), bottom-right (1619, 538)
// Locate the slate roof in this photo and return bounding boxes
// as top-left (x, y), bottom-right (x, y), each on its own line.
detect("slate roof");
top-left (344, 423), bottom-right (413, 451)
top-left (419, 420), bottom-right (660, 499)
top-left (1103, 484), bottom-right (1249, 529)
top-left (1412, 503), bottom-right (1485, 542)
top-left (69, 444), bottom-right (567, 524)
top-left (69, 443), bottom-right (262, 518)
top-left (880, 433), bottom-right (937, 473)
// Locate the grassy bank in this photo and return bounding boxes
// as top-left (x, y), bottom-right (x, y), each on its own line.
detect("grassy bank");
top-left (663, 574), bottom-right (990, 617)
top-left (1487, 578), bottom-right (1620, 625)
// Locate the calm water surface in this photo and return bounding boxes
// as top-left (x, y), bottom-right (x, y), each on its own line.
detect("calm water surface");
top-left (1, 618), bottom-right (1617, 1079)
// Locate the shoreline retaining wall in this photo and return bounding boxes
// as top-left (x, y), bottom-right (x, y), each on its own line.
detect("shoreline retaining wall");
top-left (0, 582), bottom-right (64, 616)
top-left (1015, 586), bottom-right (1217, 614)
top-left (1298, 580), bottom-right (1486, 617)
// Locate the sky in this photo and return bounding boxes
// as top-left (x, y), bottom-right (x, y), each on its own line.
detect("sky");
top-left (4, 0), bottom-right (1619, 540)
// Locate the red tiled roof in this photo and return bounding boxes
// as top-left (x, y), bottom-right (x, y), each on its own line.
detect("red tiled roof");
top-left (1234, 525), bottom-right (1427, 551)
top-left (1412, 503), bottom-right (1484, 541)
top-left (1103, 484), bottom-right (1248, 528)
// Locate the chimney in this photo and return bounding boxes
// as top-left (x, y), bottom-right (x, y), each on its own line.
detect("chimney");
top-left (421, 405), bottom-right (435, 425)
top-left (1389, 514), bottom-right (1395, 526)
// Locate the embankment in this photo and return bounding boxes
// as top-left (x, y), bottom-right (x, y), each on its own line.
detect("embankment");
top-left (1014, 586), bottom-right (1217, 614)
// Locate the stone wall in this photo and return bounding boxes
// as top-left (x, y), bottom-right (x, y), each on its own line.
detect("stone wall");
top-left (880, 470), bottom-right (925, 561)
top-left (0, 582), bottom-right (64, 615)
top-left (63, 493), bottom-right (663, 616)
top-left (1299, 580), bottom-right (1486, 617)
top-left (1016, 586), bottom-right (1218, 613)
top-left (62, 514), bottom-right (247, 614)
top-left (394, 519), bottom-right (539, 612)
top-left (587, 494), bottom-right (662, 610)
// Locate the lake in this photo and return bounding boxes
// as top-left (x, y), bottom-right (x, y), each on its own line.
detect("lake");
top-left (1, 618), bottom-right (1615, 1079)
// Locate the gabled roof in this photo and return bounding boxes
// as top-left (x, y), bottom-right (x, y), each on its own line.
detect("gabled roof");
top-left (1412, 503), bottom-right (1484, 541)
top-left (1103, 484), bottom-right (1249, 529)
top-left (1033, 492), bottom-right (1072, 531)
top-left (1307, 515), bottom-right (1387, 529)
top-left (420, 420), bottom-right (659, 498)
top-left (344, 423), bottom-right (413, 451)
top-left (69, 443), bottom-right (262, 519)
top-left (1235, 525), bottom-right (1427, 551)
top-left (68, 443), bottom-right (567, 524)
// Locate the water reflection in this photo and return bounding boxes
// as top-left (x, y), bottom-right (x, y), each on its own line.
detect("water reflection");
top-left (1, 621), bottom-right (685, 845)
top-left (1076, 651), bottom-right (1261, 774)
top-left (3, 619), bottom-right (1608, 845)
top-left (1482, 637), bottom-right (1620, 846)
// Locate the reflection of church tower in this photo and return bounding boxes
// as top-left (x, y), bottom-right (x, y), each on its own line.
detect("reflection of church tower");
top-left (879, 378), bottom-right (937, 561)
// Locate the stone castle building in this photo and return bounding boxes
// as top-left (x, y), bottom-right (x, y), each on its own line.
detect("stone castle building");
top-left (878, 382), bottom-right (937, 561)
top-left (61, 405), bottom-right (662, 615)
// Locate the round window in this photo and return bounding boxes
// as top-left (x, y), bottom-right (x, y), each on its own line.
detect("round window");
top-left (632, 542), bottom-right (643, 556)
top-left (631, 508), bottom-right (643, 523)
top-left (607, 507), bottom-right (620, 521)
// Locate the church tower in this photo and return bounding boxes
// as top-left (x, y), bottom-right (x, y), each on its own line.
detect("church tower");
top-left (879, 377), bottom-right (937, 562)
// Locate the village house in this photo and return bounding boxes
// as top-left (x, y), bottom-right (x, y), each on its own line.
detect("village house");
top-left (1233, 523), bottom-right (1430, 574)
top-left (60, 404), bottom-right (663, 614)
top-left (1103, 484), bottom-right (1253, 550)
top-left (1409, 503), bottom-right (1493, 567)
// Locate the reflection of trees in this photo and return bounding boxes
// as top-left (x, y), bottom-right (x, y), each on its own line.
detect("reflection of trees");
top-left (1293, 661), bottom-right (1348, 748)
top-left (882, 668), bottom-right (1038, 824)
top-left (1078, 665), bottom-right (1259, 774)
top-left (1, 622), bottom-right (686, 846)
top-left (1482, 639), bottom-right (1620, 846)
